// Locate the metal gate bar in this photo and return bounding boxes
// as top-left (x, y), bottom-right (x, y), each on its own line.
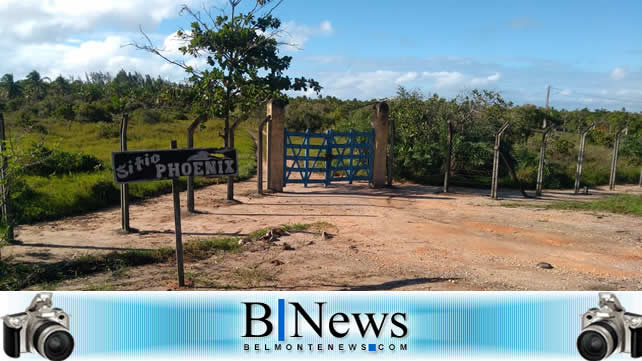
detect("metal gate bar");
top-left (283, 128), bottom-right (374, 187)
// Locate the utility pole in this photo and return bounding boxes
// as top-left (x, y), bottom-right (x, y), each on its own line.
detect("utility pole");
top-left (543, 85), bottom-right (551, 129)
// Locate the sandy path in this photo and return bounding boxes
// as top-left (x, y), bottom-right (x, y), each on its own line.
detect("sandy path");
top-left (7, 180), bottom-right (642, 291)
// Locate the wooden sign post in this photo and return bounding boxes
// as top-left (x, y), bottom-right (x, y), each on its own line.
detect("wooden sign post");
top-left (112, 145), bottom-right (238, 287)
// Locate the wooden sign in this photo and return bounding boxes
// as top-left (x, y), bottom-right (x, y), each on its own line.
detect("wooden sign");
top-left (112, 148), bottom-right (238, 184)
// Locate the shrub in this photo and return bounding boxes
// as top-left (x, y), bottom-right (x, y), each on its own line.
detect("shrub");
top-left (73, 102), bottom-right (112, 122)
top-left (132, 108), bottom-right (170, 124)
top-left (24, 145), bottom-right (103, 176)
top-left (54, 103), bottom-right (75, 121)
top-left (553, 138), bottom-right (573, 156)
top-left (96, 122), bottom-right (120, 138)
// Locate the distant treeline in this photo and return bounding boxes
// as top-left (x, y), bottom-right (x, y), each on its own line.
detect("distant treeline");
top-left (1, 70), bottom-right (640, 189)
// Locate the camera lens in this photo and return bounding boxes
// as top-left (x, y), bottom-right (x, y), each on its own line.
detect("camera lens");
top-left (43, 331), bottom-right (74, 361)
top-left (578, 331), bottom-right (608, 360)
top-left (33, 322), bottom-right (74, 361)
top-left (577, 322), bottom-right (618, 361)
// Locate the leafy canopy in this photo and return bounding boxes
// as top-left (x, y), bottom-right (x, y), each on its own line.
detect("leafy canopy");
top-left (161, 0), bottom-right (321, 118)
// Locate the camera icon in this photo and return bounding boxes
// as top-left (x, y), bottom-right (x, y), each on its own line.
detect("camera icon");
top-left (578, 293), bottom-right (642, 360)
top-left (3, 293), bottom-right (74, 361)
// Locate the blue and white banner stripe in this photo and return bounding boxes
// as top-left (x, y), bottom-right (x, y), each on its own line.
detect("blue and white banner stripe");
top-left (1, 291), bottom-right (640, 360)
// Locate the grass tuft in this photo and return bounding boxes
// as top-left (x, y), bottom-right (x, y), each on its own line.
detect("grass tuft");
top-left (545, 194), bottom-right (642, 216)
top-left (502, 194), bottom-right (642, 216)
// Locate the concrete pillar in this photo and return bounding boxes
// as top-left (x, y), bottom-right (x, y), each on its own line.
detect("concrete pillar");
top-left (371, 102), bottom-right (389, 188)
top-left (267, 99), bottom-right (285, 192)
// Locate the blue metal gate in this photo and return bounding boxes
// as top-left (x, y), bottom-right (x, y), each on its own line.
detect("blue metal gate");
top-left (283, 128), bottom-right (374, 187)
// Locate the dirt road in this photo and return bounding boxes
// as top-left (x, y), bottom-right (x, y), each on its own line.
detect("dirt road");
top-left (7, 180), bottom-right (642, 291)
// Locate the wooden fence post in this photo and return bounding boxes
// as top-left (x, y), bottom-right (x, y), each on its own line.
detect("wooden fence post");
top-left (257, 116), bottom-right (271, 195)
top-left (443, 119), bottom-right (453, 193)
top-left (170, 140), bottom-right (185, 287)
top-left (266, 99), bottom-right (285, 192)
top-left (609, 126), bottom-right (627, 191)
top-left (0, 113), bottom-right (13, 241)
top-left (371, 102), bottom-right (389, 188)
top-left (387, 116), bottom-right (395, 187)
top-left (119, 113), bottom-right (131, 233)
top-left (186, 115), bottom-right (206, 213)
top-left (574, 123), bottom-right (596, 194)
top-left (491, 121), bottom-right (511, 200)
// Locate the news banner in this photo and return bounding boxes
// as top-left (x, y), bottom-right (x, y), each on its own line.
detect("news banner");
top-left (2, 291), bottom-right (641, 360)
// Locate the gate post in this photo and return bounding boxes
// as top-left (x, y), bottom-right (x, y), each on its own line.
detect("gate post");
top-left (267, 99), bottom-right (285, 192)
top-left (574, 123), bottom-right (596, 194)
top-left (371, 102), bottom-right (389, 188)
top-left (609, 126), bottom-right (627, 191)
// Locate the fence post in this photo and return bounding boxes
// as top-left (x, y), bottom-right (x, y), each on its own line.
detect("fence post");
top-left (387, 117), bottom-right (395, 186)
top-left (0, 113), bottom-right (13, 241)
top-left (371, 102), bottom-right (389, 188)
top-left (257, 116), bottom-right (270, 195)
top-left (325, 129), bottom-right (332, 187)
top-left (186, 114), bottom-right (206, 213)
top-left (491, 121), bottom-right (511, 200)
top-left (574, 123), bottom-right (596, 194)
top-left (170, 140), bottom-right (185, 287)
top-left (609, 126), bottom-right (627, 191)
top-left (119, 113), bottom-right (131, 233)
top-left (536, 126), bottom-right (555, 196)
top-left (443, 119), bottom-right (453, 193)
top-left (266, 99), bottom-right (285, 192)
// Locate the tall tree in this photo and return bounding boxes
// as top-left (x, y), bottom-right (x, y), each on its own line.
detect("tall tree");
top-left (133, 0), bottom-right (321, 200)
top-left (24, 70), bottom-right (49, 102)
top-left (0, 74), bottom-right (22, 99)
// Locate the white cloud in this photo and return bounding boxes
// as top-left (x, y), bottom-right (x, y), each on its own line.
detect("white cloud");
top-left (560, 88), bottom-right (572, 96)
top-left (422, 71), bottom-right (500, 89)
top-left (315, 70), bottom-right (503, 99)
top-left (610, 67), bottom-right (627, 80)
top-left (395, 72), bottom-right (418, 84)
top-left (471, 72), bottom-right (501, 86)
top-left (319, 20), bottom-right (334, 34)
top-left (5, 33), bottom-right (200, 82)
top-left (280, 20), bottom-right (334, 51)
top-left (0, 0), bottom-right (199, 43)
top-left (422, 71), bottom-right (465, 88)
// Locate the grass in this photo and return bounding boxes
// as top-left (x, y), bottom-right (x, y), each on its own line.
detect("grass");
top-left (0, 236), bottom-right (244, 290)
top-left (544, 194), bottom-right (642, 216)
top-left (5, 114), bottom-right (257, 224)
top-left (0, 248), bottom-right (174, 290)
top-left (246, 221), bottom-right (332, 240)
top-left (0, 222), bottom-right (332, 290)
top-left (502, 194), bottom-right (642, 216)
top-left (233, 265), bottom-right (276, 288)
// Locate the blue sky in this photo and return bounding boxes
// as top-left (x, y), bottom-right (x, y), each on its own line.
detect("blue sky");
top-left (1, 0), bottom-right (641, 110)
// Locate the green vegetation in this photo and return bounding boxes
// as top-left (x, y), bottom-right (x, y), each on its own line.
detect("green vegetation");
top-left (0, 222), bottom-right (332, 290)
top-left (0, 248), bottom-right (174, 290)
top-left (135, 0), bottom-right (320, 200)
top-left (502, 194), bottom-right (642, 216)
top-left (0, 236), bottom-right (248, 290)
top-left (544, 194), bottom-right (642, 216)
top-left (4, 114), bottom-right (256, 224)
top-left (247, 222), bottom-right (332, 240)
top-left (285, 89), bottom-right (641, 190)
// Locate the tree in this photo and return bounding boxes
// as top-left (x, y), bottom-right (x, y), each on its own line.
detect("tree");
top-left (24, 70), bottom-right (49, 102)
top-left (51, 75), bottom-right (72, 97)
top-left (0, 74), bottom-right (22, 100)
top-left (133, 0), bottom-right (321, 200)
